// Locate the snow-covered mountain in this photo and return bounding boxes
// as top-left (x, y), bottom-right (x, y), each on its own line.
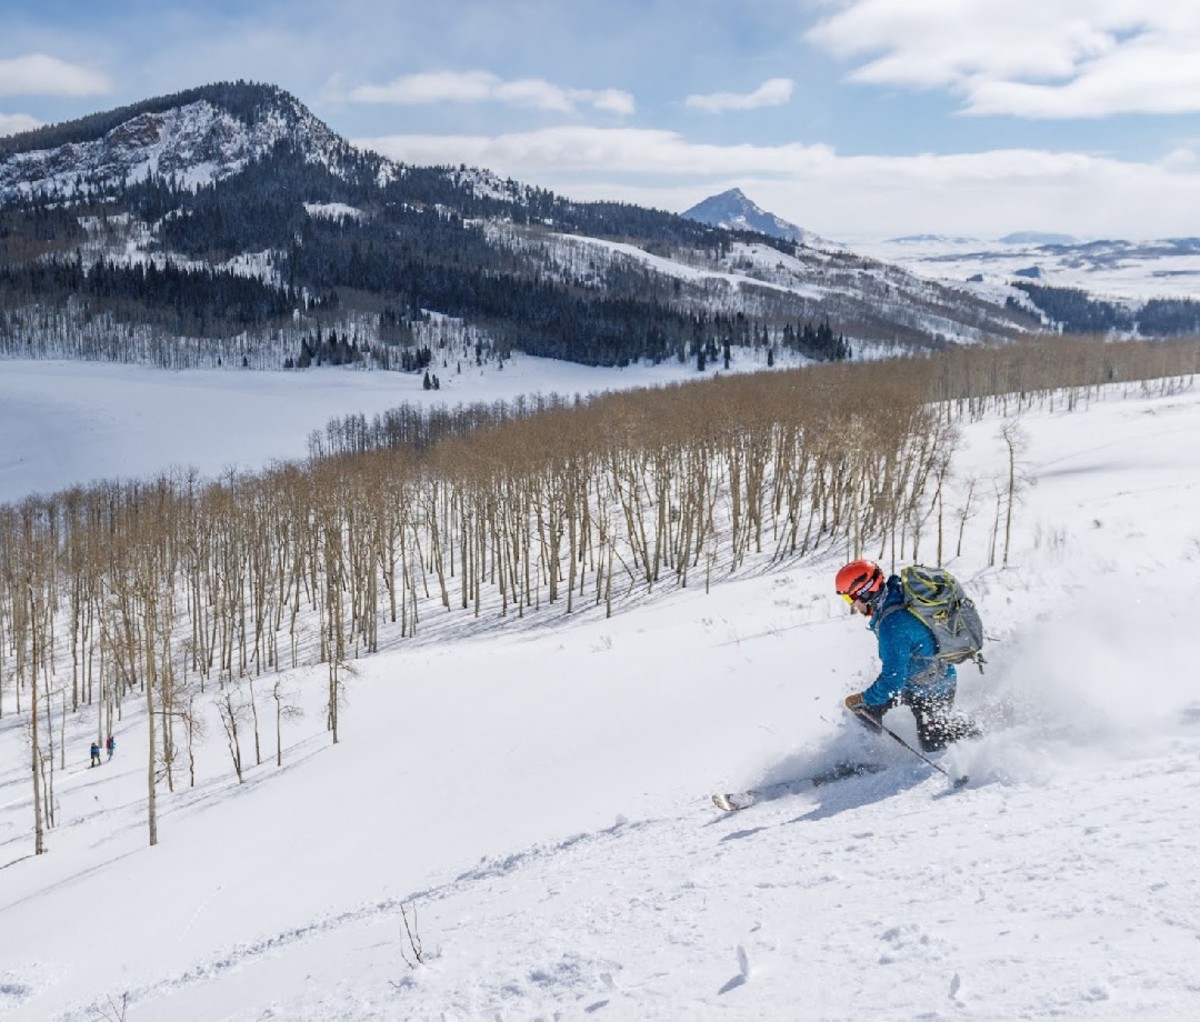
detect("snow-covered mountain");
top-left (0, 83), bottom-right (358, 202)
top-left (682, 187), bottom-right (814, 245)
top-left (0, 83), bottom-right (1047, 370)
top-left (683, 189), bottom-right (1200, 308)
top-left (5, 82), bottom-right (1199, 373)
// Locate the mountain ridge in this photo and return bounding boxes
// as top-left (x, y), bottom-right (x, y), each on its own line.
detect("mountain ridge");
top-left (9, 80), bottom-right (1192, 370)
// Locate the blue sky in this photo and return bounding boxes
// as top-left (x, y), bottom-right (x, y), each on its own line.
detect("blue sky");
top-left (3, 0), bottom-right (1200, 240)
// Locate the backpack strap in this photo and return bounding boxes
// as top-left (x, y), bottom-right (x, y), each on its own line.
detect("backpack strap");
top-left (875, 601), bottom-right (906, 625)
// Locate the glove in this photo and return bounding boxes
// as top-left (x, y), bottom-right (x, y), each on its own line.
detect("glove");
top-left (845, 692), bottom-right (885, 732)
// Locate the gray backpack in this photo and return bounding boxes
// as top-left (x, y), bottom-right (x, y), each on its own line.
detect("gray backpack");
top-left (889, 565), bottom-right (986, 670)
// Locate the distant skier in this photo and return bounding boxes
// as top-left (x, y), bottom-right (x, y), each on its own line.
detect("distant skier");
top-left (106, 735), bottom-right (116, 760)
top-left (90, 741), bottom-right (102, 767)
top-left (835, 559), bottom-right (980, 752)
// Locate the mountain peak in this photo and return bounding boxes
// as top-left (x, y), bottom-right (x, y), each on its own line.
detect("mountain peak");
top-left (681, 188), bottom-right (810, 245)
top-left (0, 80), bottom-right (357, 201)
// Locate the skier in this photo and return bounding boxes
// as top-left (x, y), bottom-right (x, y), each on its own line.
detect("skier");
top-left (835, 559), bottom-right (979, 752)
top-left (106, 735), bottom-right (116, 760)
top-left (90, 741), bottom-right (102, 767)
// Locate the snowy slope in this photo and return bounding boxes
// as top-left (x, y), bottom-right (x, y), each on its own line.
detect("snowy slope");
top-left (848, 233), bottom-right (1200, 303)
top-left (1, 364), bottom-right (1199, 1021)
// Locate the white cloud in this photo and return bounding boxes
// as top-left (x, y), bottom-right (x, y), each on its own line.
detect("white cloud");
top-left (0, 53), bottom-right (111, 97)
top-left (805, 1), bottom-right (1200, 118)
top-left (352, 70), bottom-right (495, 105)
top-left (357, 126), bottom-right (831, 177)
top-left (685, 78), bottom-right (795, 114)
top-left (350, 70), bottom-right (634, 116)
top-left (966, 32), bottom-right (1200, 119)
top-left (1161, 145), bottom-right (1200, 171)
top-left (0, 111), bottom-right (42, 137)
top-left (355, 125), bottom-right (1200, 238)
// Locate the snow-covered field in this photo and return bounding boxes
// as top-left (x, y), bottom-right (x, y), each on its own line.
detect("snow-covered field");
top-left (0, 353), bottom-right (782, 505)
top-left (847, 234), bottom-right (1200, 304)
top-left (1, 358), bottom-right (1199, 1021)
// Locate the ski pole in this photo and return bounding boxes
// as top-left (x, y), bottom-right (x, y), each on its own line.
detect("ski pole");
top-left (876, 721), bottom-right (969, 789)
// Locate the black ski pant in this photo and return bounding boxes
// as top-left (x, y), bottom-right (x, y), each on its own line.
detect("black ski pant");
top-left (899, 687), bottom-right (980, 753)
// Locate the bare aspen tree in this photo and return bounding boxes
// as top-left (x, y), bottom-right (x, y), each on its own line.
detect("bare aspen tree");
top-left (247, 675), bottom-right (262, 767)
top-left (40, 639), bottom-right (58, 831)
top-left (272, 679), bottom-right (304, 766)
top-left (320, 503), bottom-right (347, 745)
top-left (182, 691), bottom-right (203, 788)
top-left (216, 685), bottom-right (246, 783)
top-left (927, 430), bottom-right (958, 566)
top-left (29, 583), bottom-right (45, 855)
top-left (10, 501), bottom-right (59, 853)
top-left (988, 482), bottom-right (1004, 568)
top-left (146, 642), bottom-right (158, 846)
top-left (955, 478), bottom-right (977, 559)
top-left (998, 420), bottom-right (1030, 567)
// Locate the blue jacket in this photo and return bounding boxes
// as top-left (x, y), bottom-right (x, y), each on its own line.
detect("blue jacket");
top-left (862, 576), bottom-right (956, 707)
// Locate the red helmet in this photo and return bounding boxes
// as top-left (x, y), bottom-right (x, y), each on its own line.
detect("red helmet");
top-left (835, 559), bottom-right (884, 603)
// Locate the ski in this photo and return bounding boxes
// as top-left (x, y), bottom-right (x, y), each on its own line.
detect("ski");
top-left (810, 760), bottom-right (888, 786)
top-left (711, 761), bottom-right (886, 812)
